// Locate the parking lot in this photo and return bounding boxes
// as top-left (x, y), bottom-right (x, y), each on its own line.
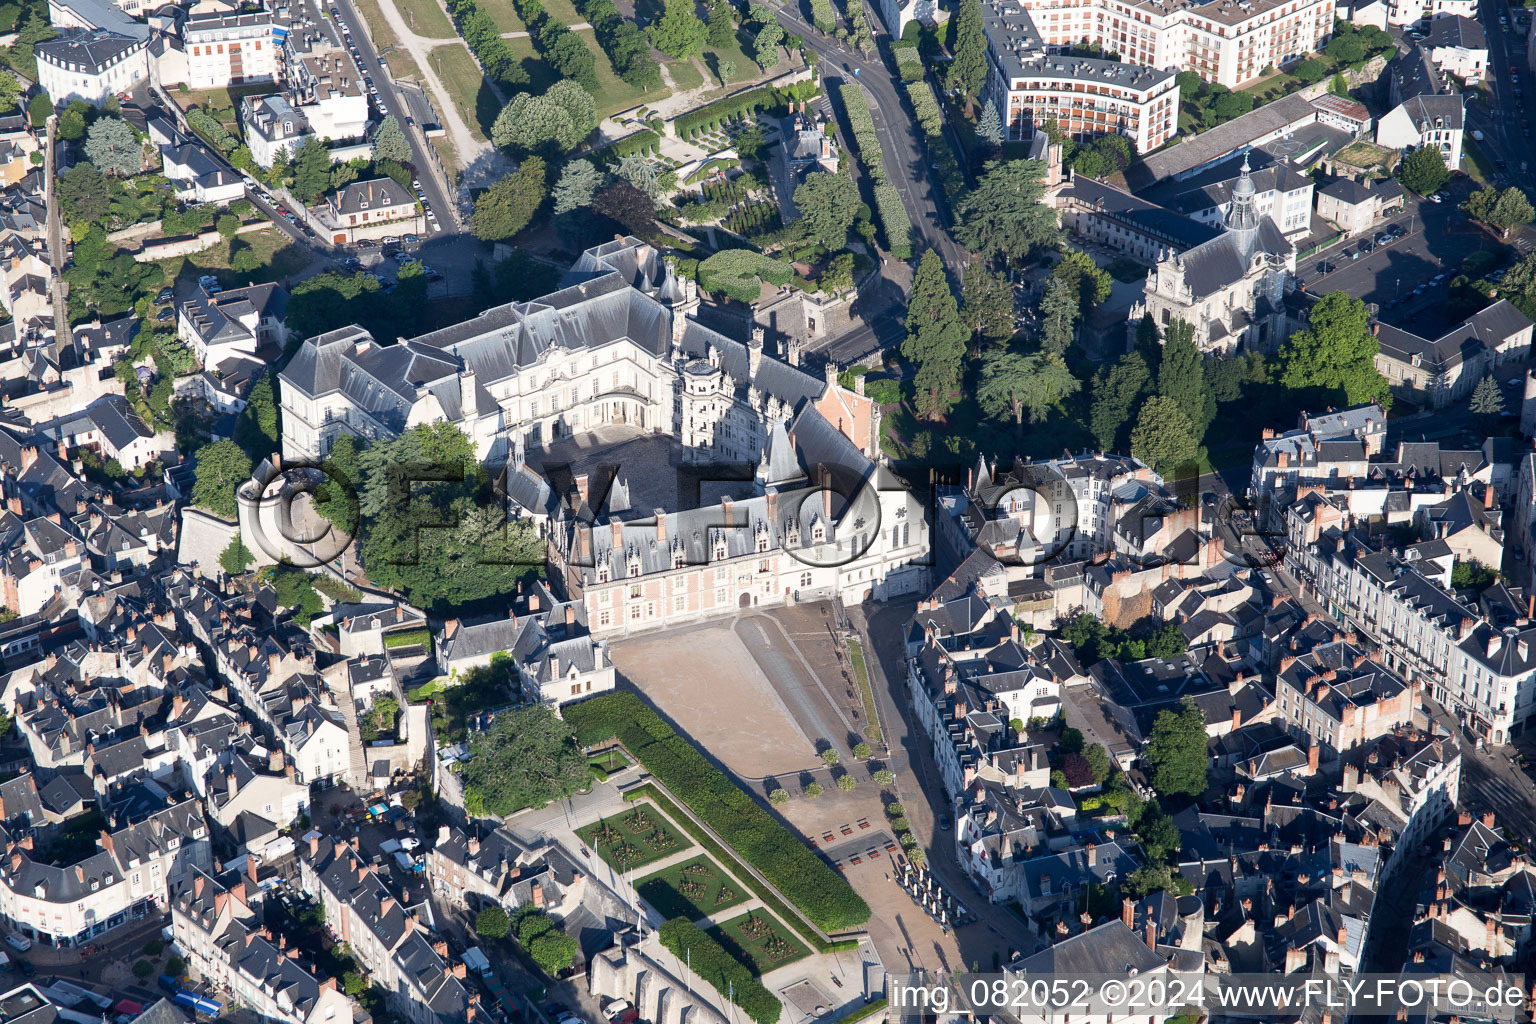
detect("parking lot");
top-left (1300, 178), bottom-right (1496, 337)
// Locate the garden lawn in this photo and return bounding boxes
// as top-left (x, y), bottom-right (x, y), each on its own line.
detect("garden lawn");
top-left (668, 55), bottom-right (704, 91)
top-left (636, 855), bottom-right (749, 921)
top-left (391, 0), bottom-right (456, 38)
top-left (345, 0), bottom-right (401, 49)
top-left (702, 38), bottom-right (756, 87)
top-left (582, 802), bottom-right (692, 871)
top-left (475, 0), bottom-right (525, 33)
top-left (385, 48), bottom-right (425, 84)
top-left (428, 42), bottom-right (495, 141)
top-left (502, 31), bottom-right (668, 117)
top-left (708, 910), bottom-right (812, 975)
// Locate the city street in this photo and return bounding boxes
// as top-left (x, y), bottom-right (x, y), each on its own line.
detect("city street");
top-left (325, 0), bottom-right (461, 232)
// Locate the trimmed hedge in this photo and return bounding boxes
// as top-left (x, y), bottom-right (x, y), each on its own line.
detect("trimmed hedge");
top-left (673, 80), bottom-right (820, 138)
top-left (810, 0), bottom-right (836, 31)
top-left (658, 919), bottom-right (781, 1024)
top-left (838, 84), bottom-right (884, 184)
top-left (873, 183), bottom-right (911, 259)
top-left (892, 45), bottom-right (922, 82)
top-left (622, 784), bottom-right (859, 953)
top-left (684, 157), bottom-right (740, 184)
top-left (829, 1000), bottom-right (887, 1024)
top-left (564, 693), bottom-right (870, 933)
top-left (697, 249), bottom-right (792, 302)
top-left (906, 81), bottom-right (942, 137)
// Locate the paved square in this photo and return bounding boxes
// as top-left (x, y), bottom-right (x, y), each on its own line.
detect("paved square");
top-left (608, 624), bottom-right (817, 778)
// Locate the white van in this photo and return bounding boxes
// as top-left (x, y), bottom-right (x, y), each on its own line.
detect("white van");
top-left (6, 935), bottom-right (31, 952)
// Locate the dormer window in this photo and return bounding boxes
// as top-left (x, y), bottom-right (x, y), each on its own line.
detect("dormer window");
top-left (811, 517), bottom-right (826, 543)
top-left (596, 561), bottom-right (610, 583)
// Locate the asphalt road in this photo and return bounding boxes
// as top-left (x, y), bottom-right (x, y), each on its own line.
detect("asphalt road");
top-left (775, 4), bottom-right (971, 273)
top-left (325, 0), bottom-right (460, 234)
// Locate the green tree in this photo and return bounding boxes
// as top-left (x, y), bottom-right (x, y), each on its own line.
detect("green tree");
top-left (946, 0), bottom-right (987, 102)
top-left (1157, 319), bottom-right (1213, 440)
top-left (1471, 374), bottom-right (1506, 415)
top-left (372, 115), bottom-right (412, 163)
top-left (769, 787), bottom-right (789, 804)
top-left (1325, 32), bottom-right (1366, 63)
top-left (1053, 249), bottom-right (1112, 314)
top-left (1399, 145), bottom-right (1449, 196)
top-left (552, 158), bottom-right (602, 214)
top-left (707, 0), bottom-right (734, 47)
top-left (1089, 350), bottom-right (1150, 452)
top-left (1083, 743), bottom-right (1111, 785)
top-left (1131, 396), bottom-right (1201, 476)
top-left (191, 440), bottom-right (253, 520)
top-left (1144, 696), bottom-right (1208, 800)
top-left (1292, 57), bottom-right (1327, 83)
top-left (593, 181), bottom-right (658, 239)
top-left (84, 116), bottom-right (139, 177)
top-left (217, 213), bottom-right (240, 240)
top-left (805, 781), bottom-right (823, 797)
top-left (793, 171), bottom-right (860, 248)
top-left (752, 19), bottom-right (783, 66)
top-left (649, 0), bottom-right (707, 58)
top-left (458, 704), bottom-right (589, 814)
top-left (342, 973), bottom-right (366, 996)
top-left (1124, 863), bottom-right (1174, 898)
top-left (961, 263), bottom-right (1015, 348)
top-left (58, 105), bottom-right (84, 141)
top-left (1038, 276), bottom-right (1078, 356)
top-left (978, 102), bottom-right (1003, 146)
top-left (528, 931), bottom-right (578, 975)
top-left (219, 537), bottom-right (254, 575)
top-left (821, 747), bottom-right (840, 765)
top-left (492, 81), bottom-right (598, 153)
top-left (1209, 90), bottom-right (1254, 122)
top-left (818, 252), bottom-right (855, 294)
top-left (955, 159), bottom-right (1059, 263)
top-left (291, 137), bottom-right (333, 201)
top-left (615, 153), bottom-right (660, 198)
top-left (471, 156), bottom-right (547, 241)
top-left (27, 90), bottom-right (49, 128)
top-left (901, 250), bottom-right (968, 420)
top-left (978, 351), bottom-right (1080, 428)
top-left (1278, 291), bottom-right (1393, 409)
top-left (836, 774), bottom-right (857, 791)
top-left (58, 162), bottom-right (109, 227)
top-left (475, 905), bottom-right (511, 940)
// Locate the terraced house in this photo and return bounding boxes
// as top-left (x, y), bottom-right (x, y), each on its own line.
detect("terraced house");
top-left (0, 798), bottom-right (210, 947)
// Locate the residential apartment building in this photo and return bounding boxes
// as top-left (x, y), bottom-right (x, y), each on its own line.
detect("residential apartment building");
top-left (177, 283), bottom-right (290, 371)
top-left (1425, 15), bottom-right (1487, 80)
top-left (173, 868), bottom-right (353, 1024)
top-left (185, 9), bottom-right (277, 89)
top-left (0, 799), bottom-right (211, 947)
top-left (241, 95), bottom-right (310, 168)
top-left (1288, 530), bottom-right (1536, 744)
top-left (982, 0), bottom-right (1335, 91)
top-left (979, 8), bottom-right (1181, 154)
top-left (1374, 301), bottom-right (1533, 408)
top-left (300, 835), bottom-right (470, 1024)
top-left (1274, 638), bottom-right (1415, 759)
top-left (1250, 403), bottom-right (1388, 499)
top-left (35, 30), bottom-right (149, 106)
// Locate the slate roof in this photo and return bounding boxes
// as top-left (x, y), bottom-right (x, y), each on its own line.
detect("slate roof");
top-left (35, 29), bottom-right (145, 70)
top-left (1425, 15), bottom-right (1485, 50)
top-left (1133, 93), bottom-right (1318, 186)
top-left (1376, 299), bottom-right (1532, 374)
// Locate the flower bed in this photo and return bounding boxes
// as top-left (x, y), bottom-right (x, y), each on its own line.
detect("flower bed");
top-left (636, 854), bottom-right (749, 920)
top-left (580, 801), bottom-right (693, 870)
top-left (708, 910), bottom-right (812, 975)
top-left (564, 693), bottom-right (870, 933)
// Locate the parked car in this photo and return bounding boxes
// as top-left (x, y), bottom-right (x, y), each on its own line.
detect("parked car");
top-left (156, 309), bottom-right (174, 322)
top-left (156, 288), bottom-right (174, 302)
top-left (603, 1002), bottom-right (632, 1020)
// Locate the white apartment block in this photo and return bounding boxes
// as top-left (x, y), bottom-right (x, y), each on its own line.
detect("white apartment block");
top-left (1288, 531), bottom-right (1536, 745)
top-left (981, 9), bottom-right (1181, 153)
top-left (0, 800), bottom-right (211, 947)
top-left (983, 0), bottom-right (1335, 91)
top-left (35, 30), bottom-right (148, 106)
top-left (185, 10), bottom-right (277, 89)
